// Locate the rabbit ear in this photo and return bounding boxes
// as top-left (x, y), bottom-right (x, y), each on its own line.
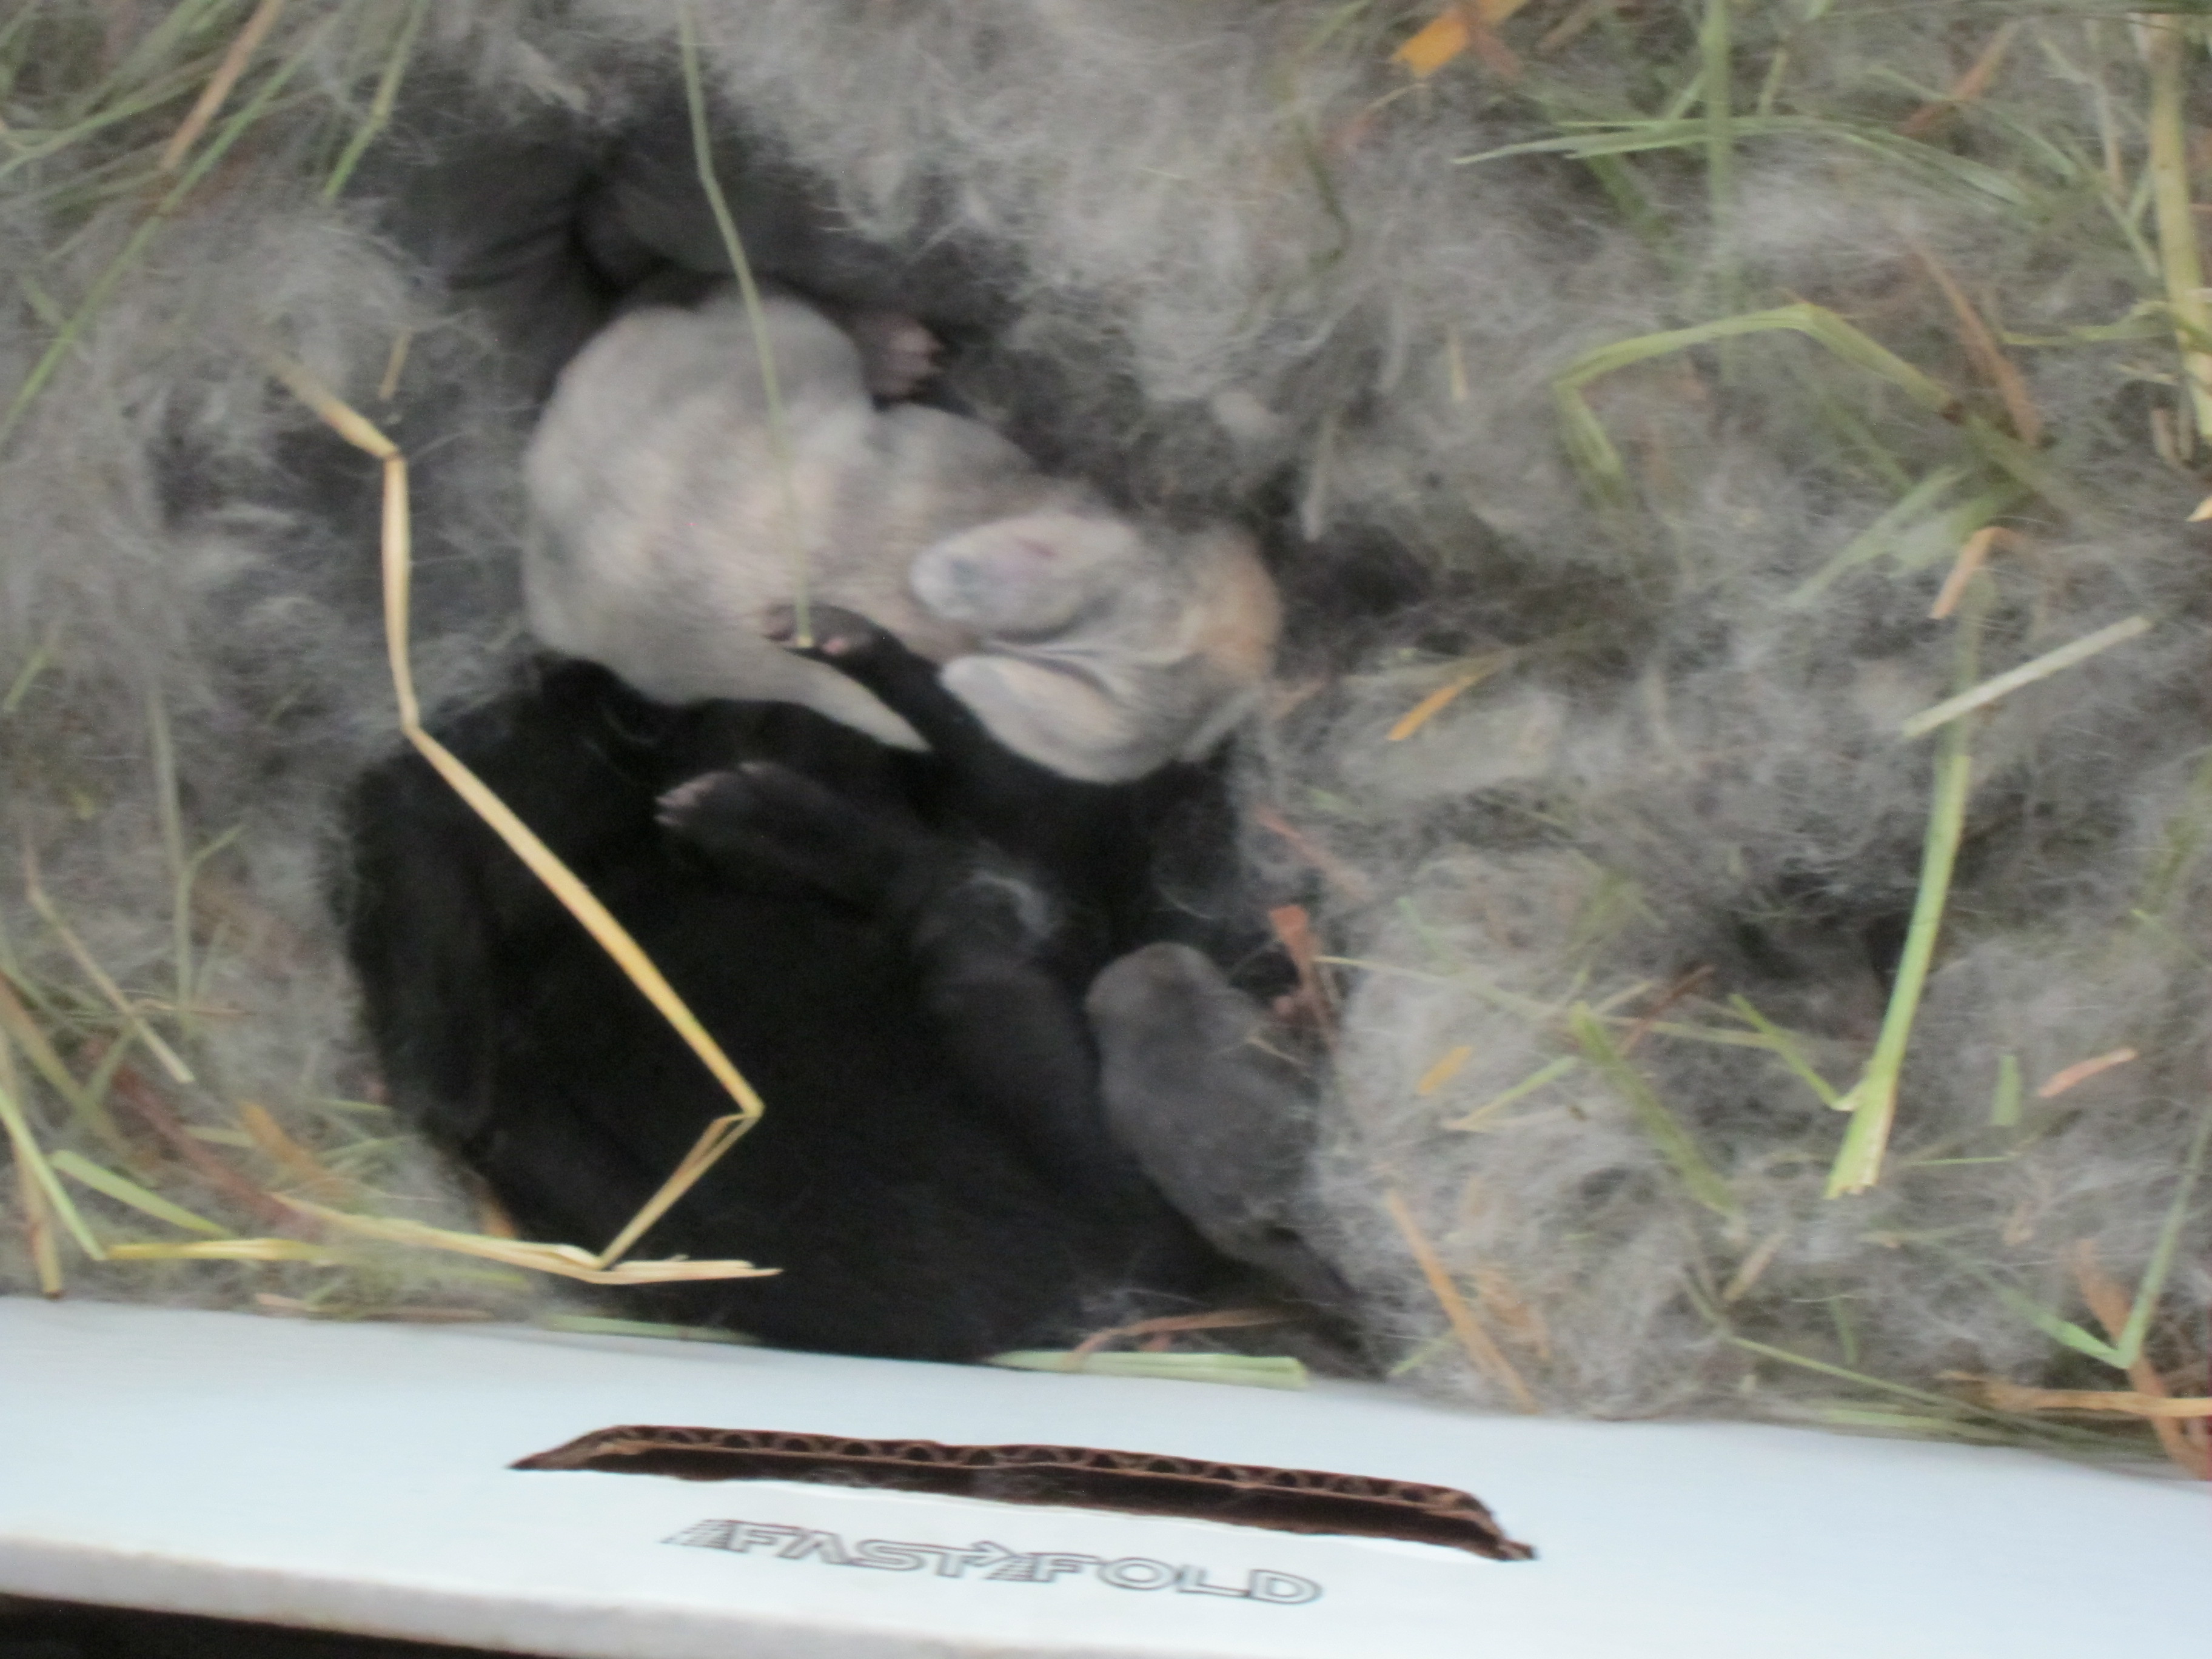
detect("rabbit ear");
top-left (940, 654), bottom-right (1151, 782)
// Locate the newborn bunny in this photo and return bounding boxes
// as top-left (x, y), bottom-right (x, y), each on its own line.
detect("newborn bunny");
top-left (524, 287), bottom-right (1278, 781)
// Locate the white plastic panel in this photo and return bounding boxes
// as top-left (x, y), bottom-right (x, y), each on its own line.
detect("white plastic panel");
top-left (0, 1299), bottom-right (2200, 1658)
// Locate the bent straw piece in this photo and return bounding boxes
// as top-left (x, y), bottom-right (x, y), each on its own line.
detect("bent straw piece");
top-left (591, 1113), bottom-right (748, 1270)
top-left (678, 2), bottom-right (809, 644)
top-left (1721, 1228), bottom-right (1788, 1304)
top-left (410, 723), bottom-right (771, 1128)
top-left (2096, 1105), bottom-right (2211, 1372)
top-left (1382, 1187), bottom-right (1537, 1410)
top-left (1898, 615), bottom-right (2153, 740)
top-left (277, 1197), bottom-right (777, 1286)
top-left (263, 354), bottom-right (395, 458)
top-left (264, 356), bottom-right (768, 1140)
top-left (158, 0), bottom-right (290, 173)
top-left (22, 846), bottom-right (194, 1085)
top-left (1725, 995), bottom-right (1843, 1108)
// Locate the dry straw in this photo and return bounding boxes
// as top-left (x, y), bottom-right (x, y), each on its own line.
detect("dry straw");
top-left (0, 4), bottom-right (782, 1305)
top-left (1349, 2), bottom-right (2206, 1466)
top-left (3, 0), bottom-right (2208, 1438)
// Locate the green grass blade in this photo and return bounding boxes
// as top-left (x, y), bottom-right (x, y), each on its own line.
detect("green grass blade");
top-left (50, 1149), bottom-right (227, 1236)
top-left (988, 1351), bottom-right (1310, 1390)
top-left (323, 0), bottom-right (428, 200)
top-left (677, 1), bottom-right (809, 645)
top-left (538, 1313), bottom-right (760, 1345)
top-left (1570, 1004), bottom-right (1740, 1218)
top-left (1553, 302), bottom-right (1958, 507)
top-left (1727, 995), bottom-right (1843, 1108)
top-left (1989, 1054), bottom-right (2023, 1128)
top-left (1826, 583), bottom-right (1986, 1196)
top-left (2108, 1101), bottom-right (2212, 1367)
top-left (0, 1073), bottom-right (104, 1258)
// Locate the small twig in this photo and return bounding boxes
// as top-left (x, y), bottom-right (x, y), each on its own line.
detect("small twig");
top-left (2073, 1239), bottom-right (2209, 1476)
top-left (1253, 806), bottom-right (1374, 900)
top-left (1908, 240), bottom-right (2042, 446)
top-left (1897, 21), bottom-right (2020, 139)
top-left (375, 327), bottom-right (412, 401)
top-left (1899, 616), bottom-right (2153, 741)
top-left (1386, 654), bottom-right (1510, 740)
top-left (2035, 1047), bottom-right (2137, 1100)
top-left (1537, 0), bottom-right (1625, 58)
top-left (1414, 1045), bottom-right (1473, 1098)
top-left (1618, 964), bottom-right (1714, 1055)
top-left (158, 0), bottom-right (289, 173)
top-left (107, 1061), bottom-right (296, 1230)
top-left (1066, 1307), bottom-right (1292, 1367)
top-left (1928, 526), bottom-right (2019, 620)
top-left (1943, 1378), bottom-right (2209, 1420)
top-left (1269, 903), bottom-right (1338, 1042)
top-left (1382, 1188), bottom-right (1537, 1410)
top-left (22, 844), bottom-right (194, 1084)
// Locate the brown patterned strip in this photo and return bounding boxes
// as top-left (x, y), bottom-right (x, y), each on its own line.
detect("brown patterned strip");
top-left (513, 1426), bottom-right (1533, 1560)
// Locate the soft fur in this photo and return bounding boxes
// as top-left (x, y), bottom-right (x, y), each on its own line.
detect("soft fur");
top-left (1, 2), bottom-right (2205, 1429)
top-left (346, 603), bottom-right (1333, 1355)
top-left (526, 287), bottom-right (1281, 779)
